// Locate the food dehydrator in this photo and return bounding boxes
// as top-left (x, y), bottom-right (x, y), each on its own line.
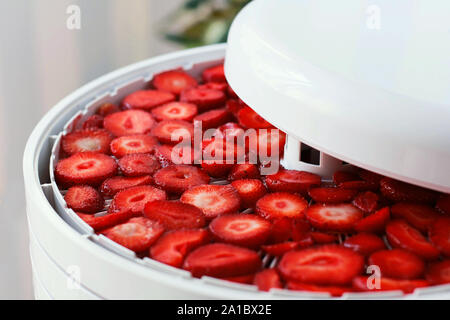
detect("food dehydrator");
top-left (24, 0), bottom-right (450, 299)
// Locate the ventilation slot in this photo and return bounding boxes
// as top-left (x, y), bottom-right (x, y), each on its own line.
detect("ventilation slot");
top-left (299, 142), bottom-right (320, 165)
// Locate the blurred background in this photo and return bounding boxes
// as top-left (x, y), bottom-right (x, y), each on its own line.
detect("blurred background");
top-left (0, 0), bottom-right (248, 299)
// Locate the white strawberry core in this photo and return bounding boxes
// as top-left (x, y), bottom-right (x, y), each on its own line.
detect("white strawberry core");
top-left (77, 138), bottom-right (100, 151)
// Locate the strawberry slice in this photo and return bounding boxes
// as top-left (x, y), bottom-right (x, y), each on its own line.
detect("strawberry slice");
top-left (425, 260), bottom-right (450, 284)
top-left (386, 219), bottom-right (440, 260)
top-left (151, 102), bottom-right (197, 121)
top-left (265, 169), bottom-right (321, 194)
top-left (55, 152), bottom-right (118, 187)
top-left (380, 177), bottom-right (438, 204)
top-left (150, 229), bottom-right (210, 268)
top-left (308, 187), bottom-right (358, 203)
top-left (201, 161), bottom-right (233, 178)
top-left (180, 184), bottom-right (241, 219)
top-left (198, 82), bottom-right (228, 92)
top-left (180, 88), bottom-right (226, 112)
top-left (202, 64), bottom-right (226, 83)
top-left (358, 168), bottom-right (384, 186)
top-left (305, 203), bottom-right (363, 232)
top-left (254, 269), bottom-right (283, 291)
top-left (122, 89), bottom-right (175, 110)
top-left (225, 99), bottom-right (243, 115)
top-left (209, 214), bottom-right (271, 248)
top-left (436, 194), bottom-right (450, 215)
top-left (110, 134), bottom-right (158, 158)
top-left (231, 179), bottom-right (267, 209)
top-left (76, 209), bottom-right (135, 231)
top-left (154, 165), bottom-right (210, 195)
top-left (338, 180), bottom-right (378, 191)
top-left (102, 217), bottom-right (164, 252)
top-left (352, 191), bottom-right (379, 213)
top-left (256, 129), bottom-right (286, 158)
top-left (278, 245), bottom-right (364, 285)
top-left (429, 217), bottom-right (450, 257)
top-left (152, 70), bottom-right (197, 95)
top-left (183, 243), bottom-right (261, 278)
top-left (352, 276), bottom-right (429, 294)
top-left (103, 110), bottom-right (155, 137)
top-left (193, 108), bottom-right (232, 130)
top-left (343, 233), bottom-right (386, 256)
top-left (391, 202), bottom-right (440, 233)
top-left (228, 163), bottom-right (260, 181)
top-left (256, 192), bottom-right (308, 220)
top-left (354, 206), bottom-right (390, 233)
top-left (82, 115), bottom-right (104, 130)
top-left (291, 218), bottom-right (313, 242)
top-left (96, 103), bottom-right (120, 117)
top-left (61, 129), bottom-right (112, 155)
top-left (153, 144), bottom-right (195, 166)
top-left (64, 185), bottom-right (104, 213)
top-left (151, 120), bottom-right (194, 144)
top-left (287, 282), bottom-right (353, 297)
top-left (100, 175), bottom-right (153, 198)
top-left (201, 137), bottom-right (245, 178)
top-left (118, 153), bottom-right (161, 177)
top-left (144, 200), bottom-right (205, 230)
top-left (216, 122), bottom-right (244, 139)
top-left (227, 86), bottom-right (238, 99)
top-left (262, 240), bottom-right (313, 256)
top-left (109, 185), bottom-right (167, 214)
top-left (333, 170), bottom-right (360, 185)
top-left (237, 106), bottom-right (273, 129)
top-left (368, 249), bottom-right (425, 279)
top-left (310, 232), bottom-right (338, 244)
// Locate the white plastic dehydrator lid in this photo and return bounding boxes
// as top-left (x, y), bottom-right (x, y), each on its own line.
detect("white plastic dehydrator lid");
top-left (225, 0), bottom-right (450, 193)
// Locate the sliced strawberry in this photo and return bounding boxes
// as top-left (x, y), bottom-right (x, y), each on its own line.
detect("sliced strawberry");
top-left (256, 129), bottom-right (286, 158)
top-left (354, 207), bottom-right (390, 233)
top-left (201, 161), bottom-right (233, 178)
top-left (61, 129), bottom-right (112, 155)
top-left (256, 192), bottom-right (308, 220)
top-left (358, 168), bottom-right (384, 186)
top-left (110, 134), bottom-right (158, 158)
top-left (386, 219), bottom-right (440, 260)
top-left (151, 102), bottom-right (197, 121)
top-left (209, 214), bottom-right (271, 248)
top-left (333, 170), bottom-right (360, 185)
top-left (391, 202), bottom-right (440, 233)
top-left (352, 276), bottom-right (429, 294)
top-left (231, 179), bottom-right (267, 209)
top-left (109, 185), bottom-right (167, 214)
top-left (183, 243), bottom-right (261, 278)
top-left (102, 217), bottom-right (164, 252)
top-left (262, 241), bottom-right (312, 256)
top-left (265, 169), bottom-right (321, 195)
top-left (380, 177), bottom-right (438, 204)
top-left (144, 200), bottom-right (205, 230)
top-left (352, 191), bottom-right (379, 213)
top-left (426, 260), bottom-right (450, 284)
top-left (100, 175), bottom-right (153, 198)
top-left (202, 64), bottom-right (226, 83)
top-left (287, 282), bottom-right (353, 297)
top-left (151, 120), bottom-right (194, 144)
top-left (291, 218), bottom-right (313, 242)
top-left (305, 203), bottom-right (363, 232)
top-left (198, 82), bottom-right (228, 92)
top-left (338, 180), bottom-right (378, 191)
top-left (368, 249), bottom-right (425, 279)
top-left (118, 153), bottom-right (161, 177)
top-left (202, 137), bottom-right (245, 163)
top-left (228, 163), bottom-right (260, 181)
top-left (278, 245), bottom-right (364, 285)
top-left (436, 194), bottom-right (450, 215)
top-left (103, 110), bottom-right (155, 137)
top-left (96, 103), bottom-right (120, 117)
top-left (154, 165), bottom-right (210, 194)
top-left (254, 269), bottom-right (283, 291)
top-left (180, 88), bottom-right (226, 112)
top-left (216, 122), bottom-right (244, 139)
top-left (343, 233), bottom-right (386, 256)
top-left (227, 86), bottom-right (238, 99)
top-left (55, 152), bottom-right (117, 187)
top-left (153, 144), bottom-right (195, 166)
top-left (180, 184), bottom-right (241, 219)
top-left (429, 217), bottom-right (450, 257)
top-left (76, 209), bottom-right (135, 231)
top-left (152, 69), bottom-right (197, 95)
top-left (122, 89), bottom-right (175, 110)
top-left (193, 108), bottom-right (232, 130)
top-left (310, 232), bottom-right (339, 244)
top-left (150, 229), bottom-right (210, 268)
top-left (237, 106), bottom-right (273, 129)
top-left (225, 99), bottom-right (243, 115)
top-left (82, 115), bottom-right (104, 130)
top-left (64, 185), bottom-right (104, 213)
top-left (308, 187), bottom-right (358, 204)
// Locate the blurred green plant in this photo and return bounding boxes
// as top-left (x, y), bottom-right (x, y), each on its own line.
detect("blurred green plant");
top-left (162, 0), bottom-right (251, 47)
